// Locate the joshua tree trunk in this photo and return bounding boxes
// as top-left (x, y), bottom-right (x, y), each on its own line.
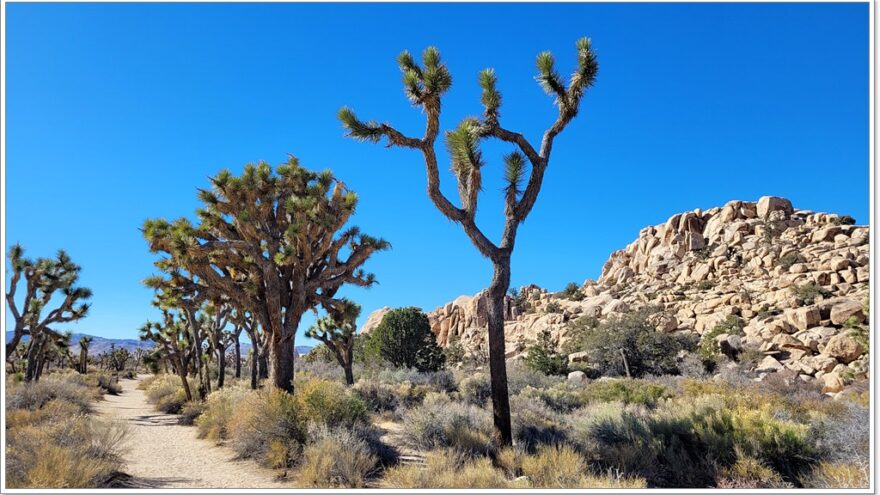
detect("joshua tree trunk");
top-left (176, 356), bottom-right (193, 401)
top-left (268, 314), bottom-right (300, 392)
top-left (233, 333), bottom-right (241, 379)
top-left (24, 333), bottom-right (45, 382)
top-left (258, 349), bottom-right (269, 380)
top-left (216, 348), bottom-right (226, 389)
top-left (250, 350), bottom-right (258, 390)
top-left (486, 257), bottom-right (512, 445)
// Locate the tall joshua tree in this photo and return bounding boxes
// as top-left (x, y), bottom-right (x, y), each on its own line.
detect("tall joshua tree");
top-left (144, 158), bottom-right (388, 392)
top-left (339, 39), bottom-right (598, 444)
top-left (305, 299), bottom-right (360, 385)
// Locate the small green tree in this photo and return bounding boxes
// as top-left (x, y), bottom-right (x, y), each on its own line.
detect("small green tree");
top-left (525, 329), bottom-right (568, 376)
top-left (564, 310), bottom-right (695, 378)
top-left (559, 282), bottom-right (585, 301)
top-left (367, 307), bottom-right (445, 372)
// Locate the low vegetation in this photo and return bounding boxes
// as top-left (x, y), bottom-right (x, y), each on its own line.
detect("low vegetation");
top-left (5, 371), bottom-right (127, 488)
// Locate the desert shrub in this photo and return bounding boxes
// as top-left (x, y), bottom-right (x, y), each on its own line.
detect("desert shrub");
top-left (699, 315), bottom-right (744, 360)
top-left (520, 384), bottom-right (585, 412)
top-left (790, 282), bottom-right (831, 306)
top-left (196, 386), bottom-right (251, 441)
top-left (296, 378), bottom-right (368, 428)
top-left (156, 389), bottom-right (187, 414)
top-left (509, 393), bottom-right (568, 451)
top-left (381, 449), bottom-right (508, 488)
top-left (810, 401), bottom-right (869, 466)
top-left (6, 377), bottom-right (98, 413)
top-left (506, 359), bottom-right (559, 394)
top-left (696, 280), bottom-right (716, 291)
top-left (458, 372), bottom-right (492, 406)
top-left (365, 307), bottom-right (445, 372)
top-left (95, 374), bottom-right (123, 395)
top-left (521, 444), bottom-right (586, 487)
top-left (374, 367), bottom-right (456, 392)
top-left (351, 379), bottom-right (399, 412)
top-left (227, 389), bottom-right (307, 468)
top-left (302, 343), bottom-right (335, 363)
top-left (400, 393), bottom-right (494, 455)
top-left (6, 409), bottom-right (127, 488)
top-left (715, 455), bottom-right (791, 488)
top-left (296, 426), bottom-right (378, 487)
top-left (144, 374), bottom-right (183, 403)
top-left (582, 379), bottom-right (672, 408)
top-left (559, 282), bottom-right (585, 301)
top-left (563, 311), bottom-right (694, 377)
top-left (800, 461), bottom-right (868, 488)
top-left (525, 329), bottom-right (568, 376)
top-left (777, 252), bottom-right (802, 269)
top-left (544, 301), bottom-right (562, 313)
top-left (178, 400), bottom-right (207, 426)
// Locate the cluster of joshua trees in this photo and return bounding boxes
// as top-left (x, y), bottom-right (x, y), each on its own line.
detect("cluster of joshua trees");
top-left (7, 39), bottom-right (597, 445)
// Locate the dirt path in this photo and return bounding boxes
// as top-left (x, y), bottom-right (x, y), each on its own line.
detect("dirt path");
top-left (95, 376), bottom-right (292, 489)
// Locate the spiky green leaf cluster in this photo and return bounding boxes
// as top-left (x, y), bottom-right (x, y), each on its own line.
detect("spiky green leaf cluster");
top-left (338, 107), bottom-right (383, 143)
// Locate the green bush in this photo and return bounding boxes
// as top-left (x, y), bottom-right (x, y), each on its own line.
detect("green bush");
top-left (365, 307), bottom-right (445, 372)
top-left (559, 282), bottom-right (585, 301)
top-left (563, 311), bottom-right (695, 377)
top-left (297, 378), bottom-right (369, 428)
top-left (699, 315), bottom-right (744, 360)
top-left (791, 282), bottom-right (831, 306)
top-left (582, 379), bottom-right (673, 408)
top-left (525, 329), bottom-right (568, 376)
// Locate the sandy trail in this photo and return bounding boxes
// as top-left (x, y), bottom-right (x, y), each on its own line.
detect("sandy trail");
top-left (95, 376), bottom-right (292, 489)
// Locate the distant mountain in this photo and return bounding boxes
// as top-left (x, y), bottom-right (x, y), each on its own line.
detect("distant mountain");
top-left (5, 331), bottom-right (154, 355)
top-left (6, 331), bottom-right (313, 357)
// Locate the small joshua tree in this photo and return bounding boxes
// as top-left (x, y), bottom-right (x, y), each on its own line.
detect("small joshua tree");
top-left (305, 299), bottom-right (361, 385)
top-left (340, 39), bottom-right (598, 444)
top-left (78, 335), bottom-right (92, 374)
top-left (5, 246), bottom-right (92, 381)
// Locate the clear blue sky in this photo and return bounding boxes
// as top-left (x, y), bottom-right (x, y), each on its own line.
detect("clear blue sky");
top-left (5, 3), bottom-right (869, 343)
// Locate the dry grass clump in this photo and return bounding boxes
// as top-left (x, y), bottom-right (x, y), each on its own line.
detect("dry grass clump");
top-left (800, 461), bottom-right (869, 488)
top-left (381, 449), bottom-right (508, 488)
top-left (227, 389), bottom-right (307, 468)
top-left (6, 374), bottom-right (100, 412)
top-left (143, 374), bottom-right (187, 413)
top-left (195, 385), bottom-right (251, 441)
top-left (6, 376), bottom-right (128, 488)
top-left (295, 426), bottom-right (378, 487)
top-left (400, 392), bottom-right (494, 455)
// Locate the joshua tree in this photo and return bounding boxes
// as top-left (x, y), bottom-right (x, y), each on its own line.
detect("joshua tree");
top-left (78, 336), bottom-right (92, 374)
top-left (339, 39), bottom-right (598, 444)
top-left (143, 159), bottom-right (388, 392)
top-left (202, 301), bottom-right (232, 388)
top-left (305, 299), bottom-right (361, 385)
top-left (140, 312), bottom-right (195, 401)
top-left (229, 309), bottom-right (247, 379)
top-left (6, 246), bottom-right (92, 375)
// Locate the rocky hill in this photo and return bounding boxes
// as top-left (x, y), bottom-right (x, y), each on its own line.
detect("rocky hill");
top-left (362, 197), bottom-right (869, 393)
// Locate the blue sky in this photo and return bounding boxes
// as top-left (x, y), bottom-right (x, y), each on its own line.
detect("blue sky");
top-left (5, 3), bottom-right (869, 343)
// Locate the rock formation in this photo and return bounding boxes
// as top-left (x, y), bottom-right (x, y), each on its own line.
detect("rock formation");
top-left (361, 197), bottom-right (869, 392)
